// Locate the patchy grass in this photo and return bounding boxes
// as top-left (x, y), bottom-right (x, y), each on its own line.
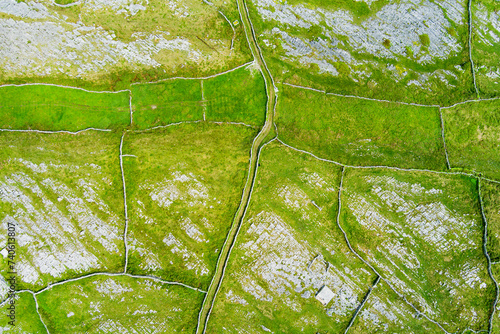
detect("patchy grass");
top-left (247, 0), bottom-right (473, 104)
top-left (341, 168), bottom-right (494, 332)
top-left (131, 80), bottom-right (203, 129)
top-left (348, 280), bottom-right (444, 333)
top-left (472, 0), bottom-right (500, 96)
top-left (0, 131), bottom-right (124, 290)
top-left (36, 275), bottom-right (203, 333)
top-left (482, 180), bottom-right (500, 262)
top-left (277, 84), bottom-right (447, 169)
top-left (0, 0), bottom-right (252, 89)
top-left (207, 142), bottom-right (375, 333)
top-left (0, 292), bottom-right (47, 333)
top-left (0, 85), bottom-right (129, 131)
top-left (123, 123), bottom-right (256, 290)
top-left (204, 64), bottom-right (267, 126)
top-left (442, 99), bottom-right (500, 179)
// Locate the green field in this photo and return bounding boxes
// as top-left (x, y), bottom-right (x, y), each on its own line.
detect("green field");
top-left (0, 292), bottom-right (47, 333)
top-left (131, 80), bottom-right (203, 129)
top-left (442, 99), bottom-right (500, 179)
top-left (341, 168), bottom-right (494, 332)
top-left (207, 142), bottom-right (375, 333)
top-left (204, 65), bottom-right (266, 126)
top-left (123, 123), bottom-right (256, 290)
top-left (36, 275), bottom-right (203, 333)
top-left (277, 84), bottom-right (447, 169)
top-left (0, 85), bottom-right (130, 131)
top-left (0, 131), bottom-right (125, 290)
top-left (131, 64), bottom-right (266, 129)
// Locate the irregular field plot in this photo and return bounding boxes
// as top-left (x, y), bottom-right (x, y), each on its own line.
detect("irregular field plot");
top-left (443, 99), bottom-right (500, 179)
top-left (131, 64), bottom-right (266, 129)
top-left (348, 280), bottom-right (443, 333)
top-left (0, 132), bottom-right (125, 290)
top-left (248, 0), bottom-right (472, 104)
top-left (204, 64), bottom-right (267, 126)
top-left (277, 84), bottom-right (446, 169)
top-left (37, 275), bottom-right (203, 333)
top-left (131, 80), bottom-right (203, 129)
top-left (482, 180), bottom-right (500, 261)
top-left (207, 143), bottom-right (375, 333)
top-left (341, 168), bottom-right (494, 332)
top-left (124, 123), bottom-right (256, 289)
top-left (0, 0), bottom-right (251, 88)
top-left (0, 292), bottom-right (46, 333)
top-left (472, 0), bottom-right (500, 95)
top-left (0, 85), bottom-right (130, 131)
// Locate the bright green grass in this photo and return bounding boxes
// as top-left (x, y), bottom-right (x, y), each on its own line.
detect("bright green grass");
top-left (341, 168), bottom-right (494, 332)
top-left (123, 123), bottom-right (256, 290)
top-left (442, 99), bottom-right (500, 179)
top-left (277, 84), bottom-right (447, 169)
top-left (207, 142), bottom-right (375, 333)
top-left (131, 80), bottom-right (203, 129)
top-left (247, 0), bottom-right (473, 105)
top-left (348, 280), bottom-right (444, 333)
top-left (204, 65), bottom-right (266, 126)
top-left (0, 85), bottom-right (129, 131)
top-left (36, 275), bottom-right (203, 333)
top-left (0, 292), bottom-right (47, 333)
top-left (0, 131), bottom-right (124, 290)
top-left (482, 180), bottom-right (500, 262)
top-left (131, 65), bottom-right (266, 129)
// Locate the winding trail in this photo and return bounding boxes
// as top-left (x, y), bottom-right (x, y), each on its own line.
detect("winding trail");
top-left (195, 0), bottom-right (277, 332)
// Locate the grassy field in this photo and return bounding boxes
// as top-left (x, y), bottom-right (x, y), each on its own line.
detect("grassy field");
top-left (482, 180), bottom-right (500, 262)
top-left (348, 280), bottom-right (444, 333)
top-left (131, 64), bottom-right (266, 129)
top-left (204, 65), bottom-right (267, 126)
top-left (341, 168), bottom-right (494, 332)
top-left (0, 85), bottom-right (130, 131)
top-left (277, 84), bottom-right (447, 169)
top-left (36, 275), bottom-right (203, 333)
top-left (123, 123), bottom-right (256, 290)
top-left (246, 0), bottom-right (473, 105)
top-left (442, 99), bottom-right (500, 179)
top-left (472, 0), bottom-right (500, 96)
top-left (0, 131), bottom-right (125, 291)
top-left (0, 292), bottom-right (47, 333)
top-left (131, 80), bottom-right (203, 129)
top-left (207, 142), bottom-right (376, 333)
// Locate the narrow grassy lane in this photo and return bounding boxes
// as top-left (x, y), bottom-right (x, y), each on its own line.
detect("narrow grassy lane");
top-left (195, 0), bottom-right (277, 332)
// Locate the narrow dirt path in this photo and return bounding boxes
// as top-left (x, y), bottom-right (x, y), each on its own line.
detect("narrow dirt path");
top-left (195, 0), bottom-right (277, 331)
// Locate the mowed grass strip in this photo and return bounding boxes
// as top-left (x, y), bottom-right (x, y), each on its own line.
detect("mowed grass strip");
top-left (204, 65), bottom-right (266, 126)
top-left (443, 99), bottom-right (500, 179)
top-left (0, 85), bottom-right (130, 131)
top-left (131, 79), bottom-right (203, 129)
top-left (277, 84), bottom-right (446, 169)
